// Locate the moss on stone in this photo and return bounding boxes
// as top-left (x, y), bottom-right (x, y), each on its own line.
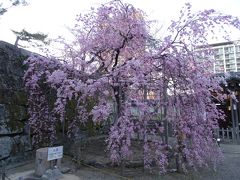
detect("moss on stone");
top-left (12, 90), bottom-right (27, 105)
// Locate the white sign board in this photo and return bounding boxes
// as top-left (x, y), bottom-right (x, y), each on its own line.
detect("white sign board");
top-left (47, 146), bottom-right (63, 161)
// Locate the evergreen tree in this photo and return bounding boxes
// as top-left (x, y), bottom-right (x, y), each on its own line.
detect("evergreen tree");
top-left (12, 29), bottom-right (50, 47)
top-left (0, 0), bottom-right (28, 16)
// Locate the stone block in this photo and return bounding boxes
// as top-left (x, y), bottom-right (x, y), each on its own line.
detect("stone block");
top-left (41, 168), bottom-right (63, 179)
top-left (0, 104), bottom-right (26, 135)
top-left (0, 89), bottom-right (10, 104)
top-left (0, 104), bottom-right (6, 121)
top-left (35, 148), bottom-right (50, 177)
top-left (12, 91), bottom-right (27, 106)
top-left (0, 118), bottom-right (23, 135)
top-left (0, 124), bottom-right (10, 134)
top-left (0, 90), bottom-right (27, 106)
top-left (10, 135), bottom-right (32, 155)
top-left (20, 135), bottom-right (32, 151)
top-left (35, 148), bottom-right (62, 177)
top-left (0, 137), bottom-right (12, 160)
top-left (60, 167), bottom-right (71, 174)
top-left (0, 123), bottom-right (23, 135)
top-left (6, 104), bottom-right (28, 121)
top-left (0, 41), bottom-right (31, 164)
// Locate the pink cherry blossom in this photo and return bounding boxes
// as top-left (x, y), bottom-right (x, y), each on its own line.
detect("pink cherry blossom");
top-left (24, 0), bottom-right (240, 173)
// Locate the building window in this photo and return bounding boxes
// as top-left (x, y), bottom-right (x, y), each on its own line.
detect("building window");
top-left (214, 48), bottom-right (223, 55)
top-left (225, 46), bottom-right (234, 53)
top-left (236, 46), bottom-right (240, 52)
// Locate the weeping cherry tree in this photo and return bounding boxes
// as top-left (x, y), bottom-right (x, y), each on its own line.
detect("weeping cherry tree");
top-left (24, 0), bottom-right (240, 173)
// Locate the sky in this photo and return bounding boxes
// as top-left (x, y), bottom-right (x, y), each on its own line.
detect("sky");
top-left (0, 0), bottom-right (240, 52)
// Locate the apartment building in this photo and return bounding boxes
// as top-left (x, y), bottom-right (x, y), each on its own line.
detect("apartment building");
top-left (209, 40), bottom-right (240, 141)
top-left (212, 40), bottom-right (240, 73)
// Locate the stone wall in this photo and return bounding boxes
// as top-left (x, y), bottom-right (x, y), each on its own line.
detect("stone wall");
top-left (0, 41), bottom-right (32, 164)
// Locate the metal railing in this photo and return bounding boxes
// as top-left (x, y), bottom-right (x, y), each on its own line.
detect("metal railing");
top-left (215, 128), bottom-right (240, 143)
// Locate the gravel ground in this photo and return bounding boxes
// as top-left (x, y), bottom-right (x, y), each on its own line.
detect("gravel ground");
top-left (5, 143), bottom-right (240, 180)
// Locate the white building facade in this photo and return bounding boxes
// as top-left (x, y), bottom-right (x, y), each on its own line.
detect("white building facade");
top-left (212, 40), bottom-right (240, 73)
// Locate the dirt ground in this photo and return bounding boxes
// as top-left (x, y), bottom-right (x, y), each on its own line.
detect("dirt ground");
top-left (5, 142), bottom-right (240, 180)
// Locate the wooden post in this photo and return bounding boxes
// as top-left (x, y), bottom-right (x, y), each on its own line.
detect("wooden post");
top-left (231, 97), bottom-right (237, 142)
top-left (227, 128), bottom-right (229, 139)
top-left (221, 128), bottom-right (224, 139)
top-left (217, 128), bottom-right (220, 139)
top-left (231, 128), bottom-right (235, 140)
top-left (234, 101), bottom-right (240, 141)
top-left (237, 91), bottom-right (240, 143)
top-left (232, 98), bottom-right (240, 142)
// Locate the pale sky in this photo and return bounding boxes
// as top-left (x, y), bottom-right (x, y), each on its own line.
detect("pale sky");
top-left (0, 0), bottom-right (240, 52)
